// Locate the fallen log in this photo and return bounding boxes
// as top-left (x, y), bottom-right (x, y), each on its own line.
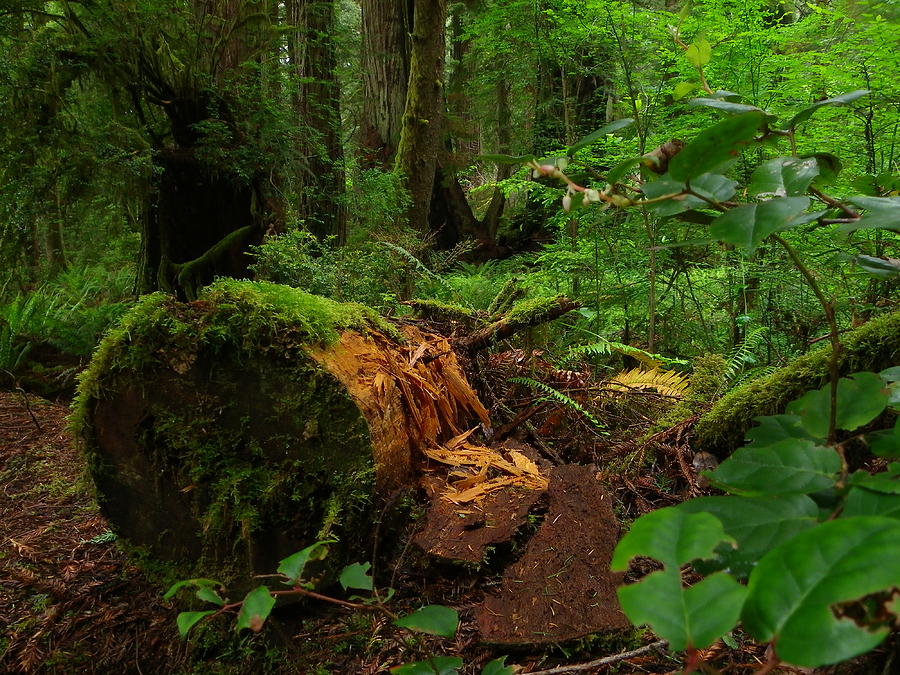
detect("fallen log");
top-left (72, 279), bottom-right (489, 583)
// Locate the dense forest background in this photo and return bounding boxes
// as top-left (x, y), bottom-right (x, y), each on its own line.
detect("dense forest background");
top-left (1, 0), bottom-right (897, 381)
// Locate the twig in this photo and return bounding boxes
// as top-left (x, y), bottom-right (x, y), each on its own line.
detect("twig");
top-left (15, 385), bottom-right (42, 433)
top-left (523, 639), bottom-right (669, 674)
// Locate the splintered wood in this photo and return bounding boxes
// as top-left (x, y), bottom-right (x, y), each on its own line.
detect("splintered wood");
top-left (423, 428), bottom-right (548, 504)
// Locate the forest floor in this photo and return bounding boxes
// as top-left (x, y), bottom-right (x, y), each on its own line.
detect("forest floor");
top-left (1, 389), bottom-right (896, 674)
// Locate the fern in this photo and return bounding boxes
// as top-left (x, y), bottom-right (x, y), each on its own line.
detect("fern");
top-left (606, 367), bottom-right (690, 397)
top-left (509, 376), bottom-right (606, 431)
top-left (566, 338), bottom-right (664, 370)
top-left (378, 241), bottom-right (463, 302)
top-left (0, 293), bottom-right (57, 372)
top-left (730, 364), bottom-right (778, 389)
top-left (724, 327), bottom-right (769, 381)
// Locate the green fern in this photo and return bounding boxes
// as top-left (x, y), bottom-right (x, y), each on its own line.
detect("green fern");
top-left (0, 292), bottom-right (57, 372)
top-left (509, 376), bottom-right (606, 431)
top-left (566, 338), bottom-right (664, 370)
top-left (724, 327), bottom-right (768, 381)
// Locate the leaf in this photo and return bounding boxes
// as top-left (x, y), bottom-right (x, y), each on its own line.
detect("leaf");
top-left (277, 540), bottom-right (334, 584)
top-left (684, 37), bottom-right (712, 67)
top-left (480, 656), bottom-right (515, 675)
top-left (786, 90), bottom-right (870, 130)
top-left (678, 495), bottom-right (819, 577)
top-left (749, 157), bottom-right (820, 198)
top-left (706, 439), bottom-right (840, 496)
top-left (164, 578), bottom-right (224, 601)
top-left (868, 419), bottom-right (900, 458)
top-left (339, 562), bottom-right (373, 591)
top-left (709, 197), bottom-right (813, 254)
top-left (745, 414), bottom-right (816, 448)
top-left (235, 586), bottom-right (276, 633)
top-left (805, 153), bottom-right (843, 185)
top-left (842, 196), bottom-right (900, 233)
top-left (176, 610), bottom-right (216, 638)
top-left (853, 255), bottom-right (900, 279)
top-left (669, 112), bottom-right (765, 182)
top-left (566, 118), bottom-right (634, 155)
top-left (605, 156), bottom-right (645, 185)
top-left (607, 367), bottom-right (690, 397)
top-left (611, 507), bottom-right (733, 570)
top-left (641, 173), bottom-right (737, 217)
top-left (843, 487), bottom-right (900, 519)
top-left (390, 657), bottom-right (463, 675)
top-left (688, 98), bottom-right (773, 118)
top-left (195, 586), bottom-right (225, 606)
top-left (742, 517), bottom-right (900, 667)
top-left (848, 466), bottom-right (900, 495)
top-left (394, 605), bottom-right (459, 638)
top-left (674, 81), bottom-right (698, 100)
top-left (617, 570), bottom-right (747, 651)
top-left (788, 372), bottom-right (890, 437)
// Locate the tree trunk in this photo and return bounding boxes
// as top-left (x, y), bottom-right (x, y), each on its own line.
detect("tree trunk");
top-left (395, 0), bottom-right (447, 234)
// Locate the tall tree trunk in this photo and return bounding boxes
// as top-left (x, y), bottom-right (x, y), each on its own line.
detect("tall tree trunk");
top-left (359, 0), bottom-right (411, 167)
top-left (395, 0), bottom-right (447, 235)
top-left (288, 0), bottom-right (347, 242)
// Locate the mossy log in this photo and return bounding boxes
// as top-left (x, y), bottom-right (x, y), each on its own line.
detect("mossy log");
top-left (72, 280), bottom-right (489, 584)
top-left (694, 310), bottom-right (900, 457)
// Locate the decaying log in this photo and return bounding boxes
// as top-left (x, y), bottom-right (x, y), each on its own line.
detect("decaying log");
top-left (460, 295), bottom-right (580, 354)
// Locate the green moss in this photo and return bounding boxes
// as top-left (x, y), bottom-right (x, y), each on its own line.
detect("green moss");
top-left (505, 295), bottom-right (567, 324)
top-left (695, 310), bottom-right (900, 456)
top-left (406, 298), bottom-right (479, 325)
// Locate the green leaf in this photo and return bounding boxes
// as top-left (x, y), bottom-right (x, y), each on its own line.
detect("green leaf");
top-left (605, 156), bottom-right (645, 186)
top-left (709, 197), bottom-right (813, 254)
top-left (685, 38), bottom-right (712, 67)
top-left (390, 657), bottom-right (463, 675)
top-left (618, 570), bottom-right (747, 651)
top-left (868, 419), bottom-right (900, 458)
top-left (394, 605), bottom-right (459, 638)
top-left (277, 540), bottom-right (334, 584)
top-left (788, 372), bottom-right (890, 437)
top-left (842, 196), bottom-right (900, 233)
top-left (480, 656), bottom-right (515, 675)
top-left (566, 118), bottom-right (634, 155)
top-left (745, 414), bottom-right (817, 448)
top-left (669, 112), bottom-right (765, 182)
top-left (688, 98), bottom-right (773, 118)
top-left (235, 586), bottom-right (276, 633)
top-left (339, 562), bottom-right (373, 591)
top-left (477, 153), bottom-right (536, 165)
top-left (641, 173), bottom-right (736, 217)
top-left (196, 586), bottom-right (225, 606)
top-left (611, 507), bottom-right (733, 570)
top-left (742, 517), bottom-right (900, 667)
top-left (805, 153), bottom-right (843, 185)
top-left (786, 90), bottom-right (870, 130)
top-left (706, 439), bottom-right (840, 495)
top-left (176, 610), bottom-right (216, 638)
top-left (678, 495), bottom-right (819, 577)
top-left (852, 255), bottom-right (900, 279)
top-left (848, 466), bottom-right (900, 495)
top-left (749, 157), bottom-right (820, 198)
top-left (843, 487), bottom-right (900, 519)
top-left (674, 81), bottom-right (698, 100)
top-left (164, 578), bottom-right (224, 601)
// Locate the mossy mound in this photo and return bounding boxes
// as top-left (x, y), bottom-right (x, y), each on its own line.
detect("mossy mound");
top-left (72, 280), bottom-right (484, 586)
top-left (694, 310), bottom-right (900, 457)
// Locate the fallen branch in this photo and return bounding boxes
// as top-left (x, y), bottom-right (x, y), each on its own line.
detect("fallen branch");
top-left (460, 296), bottom-right (579, 354)
top-left (524, 639), bottom-right (669, 674)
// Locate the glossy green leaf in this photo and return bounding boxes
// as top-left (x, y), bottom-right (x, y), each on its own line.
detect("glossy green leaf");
top-left (843, 487), bottom-right (900, 519)
top-left (566, 118), bottom-right (634, 155)
top-left (742, 517), bottom-right (900, 666)
top-left (853, 255), bottom-right (900, 279)
top-left (390, 657), bottom-right (463, 675)
top-left (618, 570), bottom-right (747, 651)
top-left (674, 81), bottom-right (698, 100)
top-left (339, 562), bottom-right (373, 591)
top-left (848, 465), bottom-right (900, 494)
top-left (176, 610), bottom-right (216, 638)
top-left (868, 419), bottom-right (900, 458)
top-left (745, 414), bottom-right (817, 448)
top-left (685, 38), bottom-right (712, 67)
top-left (394, 605), bottom-right (459, 638)
top-left (788, 372), bottom-right (889, 437)
top-left (689, 98), bottom-right (772, 118)
top-left (164, 578), bottom-right (224, 601)
top-left (709, 89), bottom-right (741, 101)
top-left (706, 439), bottom-right (840, 495)
top-left (786, 90), bottom-right (869, 130)
top-left (678, 495), bottom-right (819, 577)
top-left (196, 586), bottom-right (225, 606)
top-left (480, 656), bottom-right (515, 675)
top-left (749, 157), bottom-right (820, 198)
top-left (669, 112), bottom-right (764, 182)
top-left (709, 197), bottom-right (812, 253)
top-left (641, 173), bottom-right (736, 217)
top-left (842, 196), bottom-right (900, 233)
top-left (235, 586), bottom-right (276, 633)
top-left (805, 152), bottom-right (843, 185)
top-left (277, 540), bottom-right (334, 584)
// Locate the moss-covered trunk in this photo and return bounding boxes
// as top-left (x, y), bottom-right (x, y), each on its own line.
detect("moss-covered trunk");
top-left (73, 280), bottom-right (488, 585)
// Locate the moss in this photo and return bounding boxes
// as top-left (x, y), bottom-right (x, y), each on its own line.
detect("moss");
top-left (70, 280), bottom-right (397, 586)
top-left (505, 295), bottom-right (568, 325)
top-left (695, 309), bottom-right (900, 456)
top-left (487, 277), bottom-right (525, 318)
top-left (406, 298), bottom-right (479, 326)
